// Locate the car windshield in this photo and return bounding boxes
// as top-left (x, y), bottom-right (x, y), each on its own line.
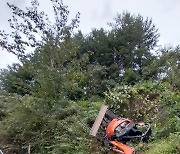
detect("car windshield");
top-left (116, 121), bottom-right (129, 132)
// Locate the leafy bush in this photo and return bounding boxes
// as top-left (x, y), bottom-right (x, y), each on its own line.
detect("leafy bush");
top-left (104, 81), bottom-right (164, 121)
top-left (0, 93), bottom-right (110, 154)
top-left (143, 133), bottom-right (180, 154)
top-left (0, 0), bottom-right (179, 153)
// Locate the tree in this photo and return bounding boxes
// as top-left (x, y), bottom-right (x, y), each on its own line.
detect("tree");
top-left (144, 46), bottom-right (180, 89)
top-left (76, 12), bottom-right (159, 84)
top-left (0, 0), bottom-right (81, 101)
top-left (109, 12), bottom-right (159, 82)
top-left (0, 0), bottom-right (80, 67)
top-left (0, 63), bottom-right (33, 95)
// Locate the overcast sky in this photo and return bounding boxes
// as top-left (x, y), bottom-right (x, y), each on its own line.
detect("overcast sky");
top-left (0, 0), bottom-right (180, 69)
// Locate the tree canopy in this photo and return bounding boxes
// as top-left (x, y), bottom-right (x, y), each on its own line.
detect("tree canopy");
top-left (0, 0), bottom-right (179, 154)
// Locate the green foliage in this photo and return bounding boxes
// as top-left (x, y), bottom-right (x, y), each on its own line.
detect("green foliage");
top-left (153, 90), bottom-right (180, 139)
top-left (142, 133), bottom-right (180, 154)
top-left (109, 12), bottom-right (159, 80)
top-left (74, 12), bottom-right (159, 85)
top-left (0, 0), bottom-right (80, 61)
top-left (143, 46), bottom-right (180, 89)
top-left (0, 93), bottom-right (108, 154)
top-left (0, 0), bottom-right (179, 153)
top-left (0, 63), bottom-right (33, 95)
top-left (105, 81), bottom-right (164, 121)
top-left (105, 81), bottom-right (180, 154)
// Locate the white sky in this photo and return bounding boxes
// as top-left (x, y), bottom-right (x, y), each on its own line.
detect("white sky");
top-left (0, 0), bottom-right (180, 69)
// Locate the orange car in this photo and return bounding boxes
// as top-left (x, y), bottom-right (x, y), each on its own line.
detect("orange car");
top-left (90, 105), bottom-right (151, 154)
top-left (105, 117), bottom-right (151, 153)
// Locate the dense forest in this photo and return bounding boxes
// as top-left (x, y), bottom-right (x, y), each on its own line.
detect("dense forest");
top-left (0, 0), bottom-right (179, 153)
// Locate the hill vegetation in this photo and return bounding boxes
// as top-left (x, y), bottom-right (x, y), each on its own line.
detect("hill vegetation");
top-left (0, 0), bottom-right (179, 153)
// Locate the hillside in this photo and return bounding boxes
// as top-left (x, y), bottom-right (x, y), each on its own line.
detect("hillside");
top-left (0, 0), bottom-right (180, 153)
